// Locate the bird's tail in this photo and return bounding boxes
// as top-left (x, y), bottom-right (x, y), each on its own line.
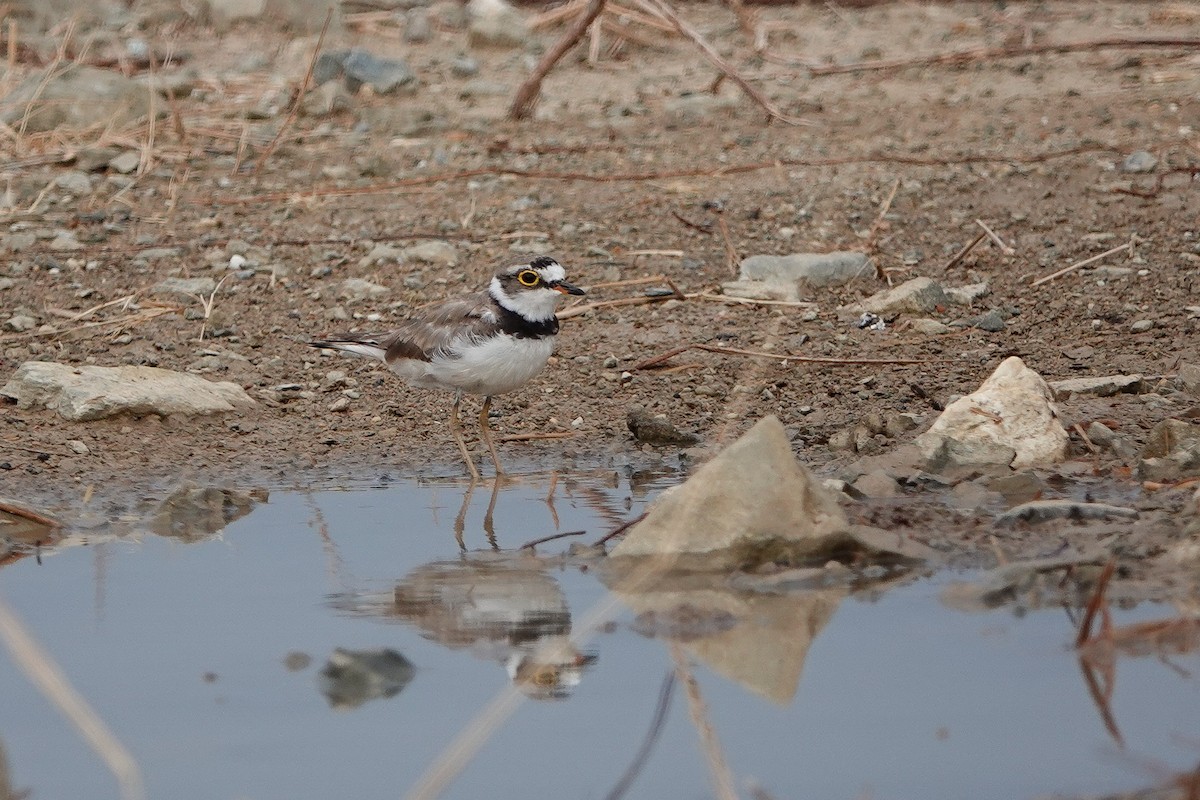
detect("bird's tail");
top-left (309, 335), bottom-right (388, 362)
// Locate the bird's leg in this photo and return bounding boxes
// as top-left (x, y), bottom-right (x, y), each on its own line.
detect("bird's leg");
top-left (478, 395), bottom-right (505, 476)
top-left (450, 390), bottom-right (480, 480)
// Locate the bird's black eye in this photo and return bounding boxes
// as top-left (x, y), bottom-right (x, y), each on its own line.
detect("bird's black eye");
top-left (517, 269), bottom-right (540, 287)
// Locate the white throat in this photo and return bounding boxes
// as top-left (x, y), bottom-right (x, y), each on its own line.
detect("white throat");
top-left (489, 277), bottom-right (561, 323)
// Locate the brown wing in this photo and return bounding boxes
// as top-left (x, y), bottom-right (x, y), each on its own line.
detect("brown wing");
top-left (378, 292), bottom-right (501, 364)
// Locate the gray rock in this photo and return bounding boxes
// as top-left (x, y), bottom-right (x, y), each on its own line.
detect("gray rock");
top-left (151, 276), bottom-right (217, 299)
top-left (4, 232), bottom-right (37, 252)
top-left (55, 170), bottom-right (93, 195)
top-left (467, 0), bottom-right (531, 48)
top-left (66, 439), bottom-right (90, 455)
top-left (320, 647), bottom-right (415, 710)
top-left (208, 0), bottom-right (343, 32)
top-left (1120, 150), bottom-right (1158, 173)
top-left (402, 240), bottom-right (458, 266)
top-left (48, 231), bottom-right (82, 251)
top-left (994, 500), bottom-right (1139, 527)
top-left (1049, 374), bottom-right (1144, 401)
top-left (301, 81), bottom-right (352, 118)
top-left (404, 7), bottom-right (432, 42)
top-left (315, 48), bottom-right (417, 95)
top-left (0, 65), bottom-right (156, 133)
top-left (5, 312), bottom-right (37, 332)
top-left (451, 55), bottom-right (480, 77)
top-left (1178, 363), bottom-right (1200, 397)
top-left (851, 470), bottom-right (899, 498)
top-left (339, 278), bottom-right (389, 301)
top-left (908, 318), bottom-right (950, 335)
top-left (1084, 421), bottom-right (1137, 460)
top-left (108, 151), bottom-right (142, 174)
top-left (611, 417), bottom-right (860, 570)
top-left (627, 408), bottom-right (700, 446)
top-left (952, 309), bottom-right (1007, 332)
top-left (857, 276), bottom-right (951, 315)
top-left (358, 242), bottom-right (405, 267)
top-left (2, 362), bottom-right (255, 420)
top-left (1138, 419), bottom-right (1200, 481)
top-left (915, 356), bottom-right (1069, 469)
top-left (733, 251), bottom-right (873, 300)
top-left (1130, 319), bottom-right (1154, 333)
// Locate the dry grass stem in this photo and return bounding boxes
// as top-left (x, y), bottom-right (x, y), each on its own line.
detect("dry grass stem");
top-left (975, 219), bottom-right (1015, 255)
top-left (941, 230), bottom-right (988, 271)
top-left (670, 643), bottom-right (740, 800)
top-left (251, 9), bottom-right (332, 181)
top-left (0, 596), bottom-right (145, 800)
top-left (1031, 241), bottom-right (1134, 286)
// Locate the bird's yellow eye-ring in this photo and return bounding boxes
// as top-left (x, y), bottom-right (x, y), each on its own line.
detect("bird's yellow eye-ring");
top-left (517, 269), bottom-right (540, 287)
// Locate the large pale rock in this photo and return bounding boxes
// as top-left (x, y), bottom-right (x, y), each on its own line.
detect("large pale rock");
top-left (610, 416), bottom-right (852, 570)
top-left (2, 362), bottom-right (255, 421)
top-left (0, 66), bottom-right (154, 133)
top-left (725, 251), bottom-right (873, 301)
top-left (915, 356), bottom-right (1068, 469)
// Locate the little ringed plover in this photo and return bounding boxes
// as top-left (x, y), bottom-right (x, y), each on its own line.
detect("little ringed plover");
top-left (310, 256), bottom-right (585, 479)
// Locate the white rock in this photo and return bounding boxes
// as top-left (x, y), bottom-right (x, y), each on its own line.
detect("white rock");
top-left (339, 278), bottom-right (390, 301)
top-left (610, 416), bottom-right (852, 569)
top-left (467, 0), bottom-right (530, 48)
top-left (915, 356), bottom-right (1069, 469)
top-left (1, 362), bottom-right (255, 421)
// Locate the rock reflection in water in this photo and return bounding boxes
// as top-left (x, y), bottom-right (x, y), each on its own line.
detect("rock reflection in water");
top-left (334, 556), bottom-right (596, 700)
top-left (319, 647), bottom-right (415, 710)
top-left (609, 569), bottom-right (846, 705)
top-left (148, 484), bottom-right (266, 542)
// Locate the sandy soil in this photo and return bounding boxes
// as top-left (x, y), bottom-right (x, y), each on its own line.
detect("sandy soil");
top-left (2, 1), bottom-right (1199, 582)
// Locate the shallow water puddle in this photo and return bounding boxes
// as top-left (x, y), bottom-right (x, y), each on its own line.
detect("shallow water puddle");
top-left (1, 472), bottom-right (1197, 800)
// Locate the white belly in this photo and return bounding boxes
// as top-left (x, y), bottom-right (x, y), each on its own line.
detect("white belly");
top-left (390, 334), bottom-right (557, 396)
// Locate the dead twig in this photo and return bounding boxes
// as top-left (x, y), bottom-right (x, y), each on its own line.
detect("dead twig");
top-left (1076, 558), bottom-right (1118, 648)
top-left (495, 431), bottom-right (575, 443)
top-left (635, 0), bottom-right (810, 126)
top-left (1031, 241), bottom-right (1134, 287)
top-left (251, 9), bottom-right (332, 180)
top-left (865, 178), bottom-right (900, 279)
top-left (691, 292), bottom-right (817, 309)
top-left (511, 0), bottom-right (608, 120)
top-left (807, 36), bottom-right (1200, 77)
top-left (941, 230), bottom-right (988, 271)
top-left (594, 512), bottom-right (649, 546)
top-left (0, 499), bottom-right (61, 527)
top-left (227, 143), bottom-right (1121, 204)
top-left (0, 306), bottom-right (178, 343)
top-left (518, 529), bottom-right (587, 550)
top-left (975, 219), bottom-right (1015, 255)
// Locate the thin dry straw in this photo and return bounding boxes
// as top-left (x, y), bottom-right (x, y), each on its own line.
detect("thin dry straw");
top-left (0, 594), bottom-right (145, 800)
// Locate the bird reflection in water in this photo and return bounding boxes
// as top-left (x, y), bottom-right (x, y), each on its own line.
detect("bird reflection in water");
top-left (392, 558), bottom-right (596, 700)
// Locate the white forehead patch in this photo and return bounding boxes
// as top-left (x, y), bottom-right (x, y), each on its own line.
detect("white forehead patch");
top-left (534, 260), bottom-right (566, 284)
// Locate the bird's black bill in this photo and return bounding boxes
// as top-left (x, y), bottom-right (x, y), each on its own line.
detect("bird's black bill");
top-left (551, 280), bottom-right (586, 296)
